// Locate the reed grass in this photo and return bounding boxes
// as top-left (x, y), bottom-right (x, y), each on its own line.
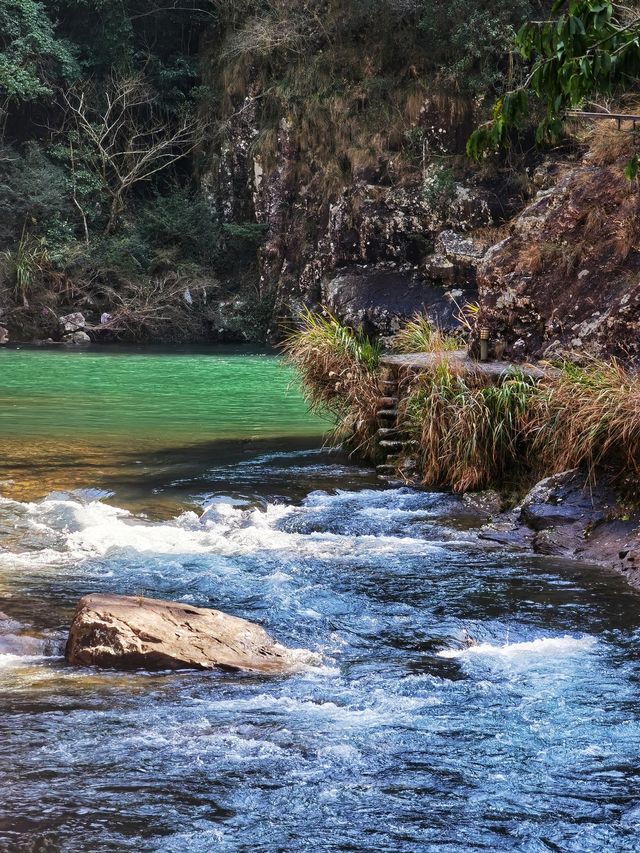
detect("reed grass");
top-left (285, 310), bottom-right (640, 494)
top-left (529, 359), bottom-right (640, 482)
top-left (390, 314), bottom-right (460, 354)
top-left (282, 307), bottom-right (381, 451)
top-left (403, 362), bottom-right (538, 492)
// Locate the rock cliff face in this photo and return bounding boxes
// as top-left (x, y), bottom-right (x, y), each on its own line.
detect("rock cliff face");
top-left (477, 159), bottom-right (640, 362)
top-left (205, 53), bottom-right (640, 358)
top-left (203, 88), bottom-right (506, 337)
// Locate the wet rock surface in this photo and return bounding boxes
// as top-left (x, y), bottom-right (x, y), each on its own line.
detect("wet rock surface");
top-left (65, 593), bottom-right (319, 673)
top-left (481, 469), bottom-right (640, 587)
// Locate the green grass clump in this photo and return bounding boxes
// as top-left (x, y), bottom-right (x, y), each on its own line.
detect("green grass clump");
top-left (390, 314), bottom-right (460, 354)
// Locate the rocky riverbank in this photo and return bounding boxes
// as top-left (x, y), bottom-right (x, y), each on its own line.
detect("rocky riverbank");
top-left (475, 470), bottom-right (640, 591)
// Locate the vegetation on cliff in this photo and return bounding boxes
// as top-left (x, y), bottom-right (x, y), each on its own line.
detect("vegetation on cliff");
top-left (469, 0), bottom-right (640, 159)
top-left (0, 0), bottom-right (543, 342)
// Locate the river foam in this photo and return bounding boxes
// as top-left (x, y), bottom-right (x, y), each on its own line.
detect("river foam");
top-left (0, 489), bottom-right (446, 566)
top-left (438, 635), bottom-right (596, 659)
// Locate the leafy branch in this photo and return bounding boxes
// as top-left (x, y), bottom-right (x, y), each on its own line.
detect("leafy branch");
top-left (467, 0), bottom-right (640, 160)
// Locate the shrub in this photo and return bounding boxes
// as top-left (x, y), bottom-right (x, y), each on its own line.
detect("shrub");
top-left (137, 188), bottom-right (222, 266)
top-left (0, 144), bottom-right (74, 246)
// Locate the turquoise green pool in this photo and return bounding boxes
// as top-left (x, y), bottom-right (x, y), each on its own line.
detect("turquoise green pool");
top-left (0, 345), bottom-right (332, 509)
top-left (0, 345), bottom-right (327, 440)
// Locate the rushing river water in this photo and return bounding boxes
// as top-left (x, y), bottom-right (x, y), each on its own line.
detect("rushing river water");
top-left (1, 347), bottom-right (640, 852)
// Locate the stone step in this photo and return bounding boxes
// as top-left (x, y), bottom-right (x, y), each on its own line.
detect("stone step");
top-left (376, 464), bottom-right (397, 476)
top-left (377, 476), bottom-right (405, 486)
top-left (385, 454), bottom-right (404, 465)
top-left (376, 396), bottom-right (399, 408)
top-left (376, 427), bottom-right (405, 439)
top-left (377, 409), bottom-right (398, 420)
top-left (377, 379), bottom-right (398, 394)
top-left (379, 366), bottom-right (397, 383)
top-left (379, 440), bottom-right (404, 452)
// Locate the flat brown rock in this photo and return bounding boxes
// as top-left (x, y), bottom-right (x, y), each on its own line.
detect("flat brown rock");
top-left (65, 593), bottom-right (319, 673)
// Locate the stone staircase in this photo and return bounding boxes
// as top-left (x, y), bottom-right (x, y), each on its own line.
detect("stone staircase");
top-left (374, 367), bottom-right (418, 481)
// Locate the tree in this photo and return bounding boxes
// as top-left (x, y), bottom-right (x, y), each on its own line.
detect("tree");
top-left (0, 0), bottom-right (78, 130)
top-left (63, 74), bottom-right (197, 232)
top-left (467, 0), bottom-right (640, 160)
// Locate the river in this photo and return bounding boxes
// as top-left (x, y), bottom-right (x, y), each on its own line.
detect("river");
top-left (1, 347), bottom-right (640, 852)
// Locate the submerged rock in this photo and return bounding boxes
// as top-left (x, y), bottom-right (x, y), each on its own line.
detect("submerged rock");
top-left (0, 611), bottom-right (46, 656)
top-left (65, 593), bottom-right (319, 673)
top-left (63, 331), bottom-right (91, 345)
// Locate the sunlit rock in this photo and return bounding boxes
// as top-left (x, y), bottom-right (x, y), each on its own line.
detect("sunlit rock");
top-left (59, 312), bottom-right (86, 332)
top-left (65, 593), bottom-right (319, 673)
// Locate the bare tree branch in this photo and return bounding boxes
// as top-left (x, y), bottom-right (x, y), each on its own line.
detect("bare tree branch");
top-left (63, 74), bottom-right (198, 233)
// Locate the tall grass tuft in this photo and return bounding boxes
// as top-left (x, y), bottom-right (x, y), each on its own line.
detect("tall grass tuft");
top-left (390, 314), bottom-right (460, 354)
top-left (404, 362), bottom-right (539, 492)
top-left (529, 359), bottom-right (640, 482)
top-left (282, 308), bottom-right (381, 451)
top-left (1, 228), bottom-right (51, 308)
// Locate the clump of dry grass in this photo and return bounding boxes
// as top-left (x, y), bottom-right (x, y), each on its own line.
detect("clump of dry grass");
top-left (282, 308), bottom-right (381, 451)
top-left (586, 120), bottom-right (638, 167)
top-left (402, 362), bottom-right (538, 492)
top-left (529, 359), bottom-right (640, 482)
top-left (390, 314), bottom-right (460, 354)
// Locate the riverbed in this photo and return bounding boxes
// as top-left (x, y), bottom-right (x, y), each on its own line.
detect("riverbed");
top-left (1, 347), bottom-right (640, 851)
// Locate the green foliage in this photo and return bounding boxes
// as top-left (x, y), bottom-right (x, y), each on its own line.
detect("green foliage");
top-left (0, 144), bottom-right (75, 243)
top-left (1, 226), bottom-right (51, 305)
top-left (137, 188), bottom-right (222, 266)
top-left (421, 164), bottom-right (457, 216)
top-left (417, 0), bottom-right (533, 95)
top-left (0, 0), bottom-right (78, 103)
top-left (468, 0), bottom-right (640, 158)
top-left (287, 308), bottom-right (381, 373)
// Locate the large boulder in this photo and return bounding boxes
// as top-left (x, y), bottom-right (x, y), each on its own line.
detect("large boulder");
top-left (66, 593), bottom-right (319, 673)
top-left (322, 265), bottom-right (475, 337)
